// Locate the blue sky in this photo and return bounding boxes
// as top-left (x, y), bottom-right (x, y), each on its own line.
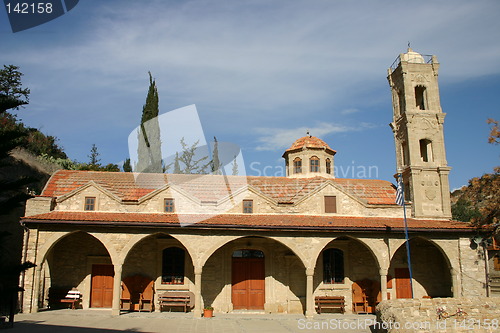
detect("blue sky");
top-left (1, 0), bottom-right (499, 190)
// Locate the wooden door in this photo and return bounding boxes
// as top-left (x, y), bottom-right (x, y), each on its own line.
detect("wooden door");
top-left (395, 268), bottom-right (412, 299)
top-left (232, 257), bottom-right (265, 309)
top-left (91, 264), bottom-right (114, 308)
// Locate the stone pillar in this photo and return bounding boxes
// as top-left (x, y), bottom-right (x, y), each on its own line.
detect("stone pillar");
top-left (451, 268), bottom-right (460, 297)
top-left (193, 266), bottom-right (202, 318)
top-left (380, 269), bottom-right (388, 301)
top-left (305, 267), bottom-right (315, 318)
top-left (111, 263), bottom-right (123, 316)
top-left (32, 266), bottom-right (42, 313)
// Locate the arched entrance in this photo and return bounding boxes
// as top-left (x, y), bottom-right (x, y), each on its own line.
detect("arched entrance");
top-left (42, 231), bottom-right (113, 309)
top-left (231, 249), bottom-right (265, 310)
top-left (314, 236), bottom-right (380, 314)
top-left (388, 237), bottom-right (453, 299)
top-left (202, 236), bottom-right (306, 314)
top-left (122, 233), bottom-right (194, 311)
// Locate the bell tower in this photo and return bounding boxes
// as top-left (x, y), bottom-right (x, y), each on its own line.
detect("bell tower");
top-left (387, 48), bottom-right (452, 219)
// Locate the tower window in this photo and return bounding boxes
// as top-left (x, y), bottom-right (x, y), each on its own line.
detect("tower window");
top-left (293, 157), bottom-right (302, 174)
top-left (419, 139), bottom-right (433, 162)
top-left (324, 196), bottom-right (337, 213)
top-left (164, 198), bottom-right (175, 212)
top-left (323, 248), bottom-right (344, 284)
top-left (310, 156), bottom-right (319, 172)
top-left (243, 199), bottom-right (253, 213)
top-left (84, 197), bottom-right (96, 211)
top-left (415, 85), bottom-right (427, 110)
top-left (326, 158), bottom-right (331, 174)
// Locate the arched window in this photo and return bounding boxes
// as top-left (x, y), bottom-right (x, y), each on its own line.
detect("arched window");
top-left (415, 85), bottom-right (427, 110)
top-left (419, 139), bottom-right (433, 162)
top-left (310, 156), bottom-right (319, 172)
top-left (162, 247), bottom-right (185, 284)
top-left (326, 158), bottom-right (331, 174)
top-left (323, 248), bottom-right (344, 284)
top-left (293, 157), bottom-right (302, 174)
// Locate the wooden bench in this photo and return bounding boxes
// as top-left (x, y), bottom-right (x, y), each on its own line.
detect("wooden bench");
top-left (158, 292), bottom-right (193, 313)
top-left (48, 288), bottom-right (81, 309)
top-left (315, 296), bottom-right (345, 314)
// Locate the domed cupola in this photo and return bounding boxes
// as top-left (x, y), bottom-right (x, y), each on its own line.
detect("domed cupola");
top-left (282, 133), bottom-right (336, 178)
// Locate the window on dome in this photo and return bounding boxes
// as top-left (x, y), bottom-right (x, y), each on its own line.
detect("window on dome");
top-left (326, 159), bottom-right (331, 174)
top-left (293, 158), bottom-right (302, 174)
top-left (310, 156), bottom-right (319, 172)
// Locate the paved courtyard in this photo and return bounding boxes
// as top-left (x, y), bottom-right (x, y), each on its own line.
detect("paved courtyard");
top-left (9, 310), bottom-right (377, 332)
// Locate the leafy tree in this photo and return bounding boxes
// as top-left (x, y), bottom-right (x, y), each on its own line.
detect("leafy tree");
top-left (0, 65), bottom-right (30, 113)
top-left (176, 138), bottom-right (209, 174)
top-left (123, 158), bottom-right (132, 172)
top-left (0, 65), bottom-right (35, 327)
top-left (137, 72), bottom-right (162, 173)
top-left (488, 118), bottom-right (499, 145)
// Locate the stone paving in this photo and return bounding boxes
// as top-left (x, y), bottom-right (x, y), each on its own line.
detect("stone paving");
top-left (9, 310), bottom-right (378, 333)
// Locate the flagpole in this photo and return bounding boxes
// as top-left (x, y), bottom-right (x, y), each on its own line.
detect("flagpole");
top-left (398, 173), bottom-right (414, 298)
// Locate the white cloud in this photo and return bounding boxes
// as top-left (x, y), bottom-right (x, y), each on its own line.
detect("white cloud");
top-left (254, 122), bottom-right (372, 151)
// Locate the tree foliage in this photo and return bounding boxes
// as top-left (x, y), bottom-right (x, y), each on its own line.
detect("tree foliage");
top-left (451, 167), bottom-right (500, 227)
top-left (0, 65), bottom-right (30, 113)
top-left (123, 158), bottom-right (132, 172)
top-left (137, 72), bottom-right (162, 173)
top-left (174, 138), bottom-right (209, 174)
top-left (488, 118), bottom-right (499, 145)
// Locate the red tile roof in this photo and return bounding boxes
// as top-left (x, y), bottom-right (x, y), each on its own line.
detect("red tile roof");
top-left (41, 170), bottom-right (398, 205)
top-left (284, 136), bottom-right (336, 155)
top-left (22, 211), bottom-right (472, 232)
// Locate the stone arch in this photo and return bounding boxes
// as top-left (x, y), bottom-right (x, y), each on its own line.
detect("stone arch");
top-left (388, 236), bottom-right (454, 298)
top-left (118, 232), bottom-right (191, 265)
top-left (39, 231), bottom-right (115, 310)
top-left (202, 235), bottom-right (307, 314)
top-left (36, 230), bottom-right (118, 266)
top-left (200, 235), bottom-right (308, 269)
top-left (311, 235), bottom-right (382, 271)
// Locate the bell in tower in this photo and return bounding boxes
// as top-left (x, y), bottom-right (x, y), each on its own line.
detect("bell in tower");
top-left (387, 48), bottom-right (452, 219)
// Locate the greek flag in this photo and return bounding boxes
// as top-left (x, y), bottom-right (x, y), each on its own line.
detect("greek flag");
top-left (396, 179), bottom-right (404, 206)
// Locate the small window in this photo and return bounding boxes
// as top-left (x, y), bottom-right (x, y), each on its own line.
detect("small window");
top-left (84, 197), bottom-right (96, 211)
top-left (162, 247), bottom-right (185, 284)
top-left (415, 85), bottom-right (427, 110)
top-left (323, 248), bottom-right (344, 284)
top-left (326, 159), bottom-right (331, 174)
top-left (419, 139), bottom-right (433, 162)
top-left (164, 199), bottom-right (175, 212)
top-left (243, 200), bottom-right (253, 214)
top-left (310, 156), bottom-right (319, 172)
top-left (324, 196), bottom-right (337, 213)
top-left (293, 157), bottom-right (302, 174)
top-left (232, 249), bottom-right (264, 258)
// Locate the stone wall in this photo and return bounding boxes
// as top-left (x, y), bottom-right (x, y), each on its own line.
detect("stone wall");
top-left (375, 298), bottom-right (500, 333)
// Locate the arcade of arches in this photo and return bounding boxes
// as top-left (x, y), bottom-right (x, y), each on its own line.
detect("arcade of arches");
top-left (26, 229), bottom-right (460, 317)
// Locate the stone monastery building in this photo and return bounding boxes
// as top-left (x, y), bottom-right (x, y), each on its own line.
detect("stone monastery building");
top-left (20, 49), bottom-right (485, 317)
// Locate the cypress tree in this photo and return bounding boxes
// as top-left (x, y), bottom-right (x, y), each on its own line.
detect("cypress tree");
top-left (232, 155), bottom-right (239, 176)
top-left (137, 72), bottom-right (162, 173)
top-left (211, 136), bottom-right (221, 175)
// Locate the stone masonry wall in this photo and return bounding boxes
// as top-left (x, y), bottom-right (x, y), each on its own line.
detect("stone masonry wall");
top-left (375, 298), bottom-right (500, 333)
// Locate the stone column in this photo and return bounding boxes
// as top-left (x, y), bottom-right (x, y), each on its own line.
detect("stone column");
top-left (305, 267), bottom-right (315, 318)
top-left (193, 266), bottom-right (203, 318)
top-left (32, 266), bottom-right (42, 313)
top-left (380, 269), bottom-right (388, 301)
top-left (111, 263), bottom-right (123, 316)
